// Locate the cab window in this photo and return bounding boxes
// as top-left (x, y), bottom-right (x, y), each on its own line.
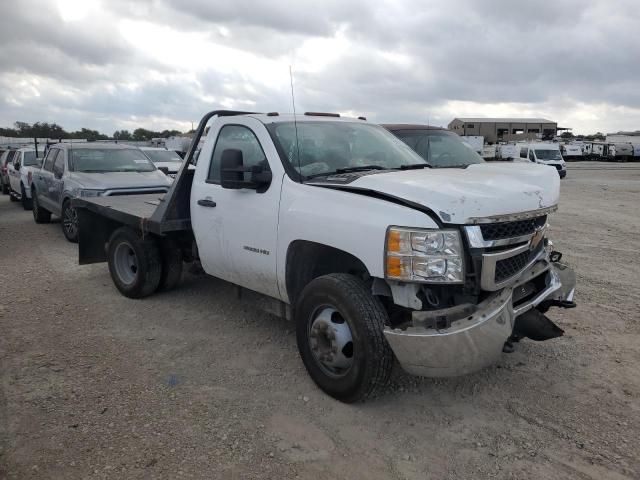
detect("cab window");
top-left (207, 125), bottom-right (269, 183)
top-left (43, 149), bottom-right (59, 172)
top-left (53, 151), bottom-right (65, 177)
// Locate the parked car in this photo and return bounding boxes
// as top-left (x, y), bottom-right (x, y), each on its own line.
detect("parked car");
top-left (7, 148), bottom-right (43, 209)
top-left (31, 143), bottom-right (172, 242)
top-left (382, 124), bottom-right (486, 167)
top-left (1, 149), bottom-right (18, 195)
top-left (73, 111), bottom-right (576, 402)
top-left (518, 143), bottom-right (567, 178)
top-left (139, 147), bottom-right (184, 178)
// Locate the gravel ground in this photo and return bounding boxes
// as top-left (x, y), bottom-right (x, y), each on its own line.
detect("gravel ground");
top-left (1, 162), bottom-right (639, 479)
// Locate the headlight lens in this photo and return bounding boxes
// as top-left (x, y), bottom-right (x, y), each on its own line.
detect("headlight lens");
top-left (79, 189), bottom-right (105, 197)
top-left (385, 227), bottom-right (464, 283)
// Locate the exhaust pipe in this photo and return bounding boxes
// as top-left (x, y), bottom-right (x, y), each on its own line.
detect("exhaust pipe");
top-left (513, 308), bottom-right (564, 341)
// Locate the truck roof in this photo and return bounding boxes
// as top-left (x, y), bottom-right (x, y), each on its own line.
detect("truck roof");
top-left (523, 143), bottom-right (561, 150)
top-left (50, 142), bottom-right (141, 151)
top-left (381, 124), bottom-right (446, 131)
top-left (245, 113), bottom-right (367, 125)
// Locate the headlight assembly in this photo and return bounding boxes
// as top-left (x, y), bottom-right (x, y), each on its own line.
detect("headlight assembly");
top-left (78, 189), bottom-right (105, 197)
top-left (385, 227), bottom-right (464, 283)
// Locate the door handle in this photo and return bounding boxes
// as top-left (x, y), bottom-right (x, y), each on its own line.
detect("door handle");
top-left (197, 199), bottom-right (217, 207)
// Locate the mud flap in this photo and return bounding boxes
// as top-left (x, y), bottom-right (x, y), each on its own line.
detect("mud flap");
top-left (513, 308), bottom-right (564, 341)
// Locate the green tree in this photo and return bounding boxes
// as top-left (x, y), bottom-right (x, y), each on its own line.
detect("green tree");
top-left (113, 130), bottom-right (133, 140)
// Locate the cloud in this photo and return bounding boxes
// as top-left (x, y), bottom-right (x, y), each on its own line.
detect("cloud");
top-left (0, 0), bottom-right (638, 134)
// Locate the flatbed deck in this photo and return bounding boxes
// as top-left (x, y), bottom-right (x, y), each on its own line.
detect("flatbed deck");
top-left (72, 193), bottom-right (191, 235)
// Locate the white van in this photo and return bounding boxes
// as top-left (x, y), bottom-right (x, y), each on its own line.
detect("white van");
top-left (518, 143), bottom-right (566, 178)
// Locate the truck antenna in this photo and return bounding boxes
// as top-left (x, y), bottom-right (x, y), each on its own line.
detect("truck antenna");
top-left (289, 65), bottom-right (302, 181)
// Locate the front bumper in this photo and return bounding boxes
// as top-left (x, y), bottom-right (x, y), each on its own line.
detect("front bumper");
top-left (384, 260), bottom-right (575, 377)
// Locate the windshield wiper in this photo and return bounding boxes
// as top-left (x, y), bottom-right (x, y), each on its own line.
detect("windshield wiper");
top-left (335, 165), bottom-right (387, 173)
top-left (306, 165), bottom-right (387, 179)
top-left (398, 163), bottom-right (432, 170)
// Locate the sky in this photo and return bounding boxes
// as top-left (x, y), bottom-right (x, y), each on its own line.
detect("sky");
top-left (1, 0), bottom-right (639, 135)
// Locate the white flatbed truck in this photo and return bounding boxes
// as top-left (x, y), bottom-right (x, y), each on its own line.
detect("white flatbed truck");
top-left (73, 110), bottom-right (576, 402)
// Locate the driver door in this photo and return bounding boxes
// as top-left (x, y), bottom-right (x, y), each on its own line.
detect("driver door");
top-left (190, 117), bottom-right (285, 300)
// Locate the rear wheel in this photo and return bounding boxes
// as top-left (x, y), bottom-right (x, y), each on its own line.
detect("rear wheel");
top-left (295, 274), bottom-right (394, 403)
top-left (32, 189), bottom-right (51, 223)
top-left (61, 200), bottom-right (79, 243)
top-left (21, 184), bottom-right (32, 210)
top-left (108, 227), bottom-right (162, 298)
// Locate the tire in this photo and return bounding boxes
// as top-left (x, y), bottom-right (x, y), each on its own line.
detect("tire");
top-left (1, 181), bottom-right (8, 195)
top-left (61, 200), bottom-right (79, 243)
top-left (295, 273), bottom-right (394, 403)
top-left (157, 237), bottom-right (183, 291)
top-left (32, 189), bottom-right (51, 223)
top-left (9, 188), bottom-right (17, 202)
top-left (107, 226), bottom-right (162, 299)
top-left (21, 184), bottom-right (32, 210)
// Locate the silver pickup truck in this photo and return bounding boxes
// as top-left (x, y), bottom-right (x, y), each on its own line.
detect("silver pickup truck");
top-left (31, 143), bottom-right (171, 242)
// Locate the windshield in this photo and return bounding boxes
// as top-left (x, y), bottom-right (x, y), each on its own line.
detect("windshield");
top-left (69, 148), bottom-right (156, 173)
top-left (23, 151), bottom-right (40, 166)
top-left (143, 149), bottom-right (183, 163)
top-left (392, 130), bottom-right (485, 167)
top-left (268, 121), bottom-right (428, 178)
top-left (535, 149), bottom-right (563, 161)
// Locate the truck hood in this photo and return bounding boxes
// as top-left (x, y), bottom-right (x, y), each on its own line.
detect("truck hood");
top-left (152, 161), bottom-right (181, 173)
top-left (68, 170), bottom-right (171, 189)
top-left (348, 163), bottom-right (559, 224)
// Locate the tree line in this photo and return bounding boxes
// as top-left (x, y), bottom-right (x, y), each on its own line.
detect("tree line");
top-left (0, 121), bottom-right (184, 141)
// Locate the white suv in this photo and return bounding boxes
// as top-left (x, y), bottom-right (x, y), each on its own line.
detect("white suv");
top-left (7, 148), bottom-right (43, 209)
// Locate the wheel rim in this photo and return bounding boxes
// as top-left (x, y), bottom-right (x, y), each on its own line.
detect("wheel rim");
top-left (113, 241), bottom-right (138, 285)
top-left (63, 206), bottom-right (78, 237)
top-left (308, 306), bottom-right (354, 378)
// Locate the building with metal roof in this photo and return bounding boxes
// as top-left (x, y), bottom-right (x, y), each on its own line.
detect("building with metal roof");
top-left (448, 117), bottom-right (560, 143)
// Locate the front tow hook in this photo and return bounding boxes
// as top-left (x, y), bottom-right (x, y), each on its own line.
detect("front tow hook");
top-left (547, 299), bottom-right (577, 309)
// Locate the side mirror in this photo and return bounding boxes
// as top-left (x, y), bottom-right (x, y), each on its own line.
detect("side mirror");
top-left (220, 149), bottom-right (272, 191)
top-left (54, 169), bottom-right (63, 179)
top-left (15, 162), bottom-right (21, 171)
top-left (157, 166), bottom-right (169, 175)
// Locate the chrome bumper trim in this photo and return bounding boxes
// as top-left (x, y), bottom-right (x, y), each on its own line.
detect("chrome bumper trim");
top-left (384, 261), bottom-right (576, 378)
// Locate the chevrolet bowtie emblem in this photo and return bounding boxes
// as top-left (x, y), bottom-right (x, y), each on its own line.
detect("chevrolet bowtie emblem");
top-left (530, 225), bottom-right (545, 251)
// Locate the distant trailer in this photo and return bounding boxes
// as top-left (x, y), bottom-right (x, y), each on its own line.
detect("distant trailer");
top-left (460, 135), bottom-right (483, 154)
top-left (481, 144), bottom-right (497, 160)
top-left (560, 144), bottom-right (583, 161)
top-left (587, 142), bottom-right (605, 160)
top-left (496, 144), bottom-right (519, 161)
top-left (604, 143), bottom-right (633, 162)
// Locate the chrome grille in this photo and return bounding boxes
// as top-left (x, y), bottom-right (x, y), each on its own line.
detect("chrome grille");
top-left (480, 215), bottom-right (546, 241)
top-left (495, 243), bottom-right (543, 283)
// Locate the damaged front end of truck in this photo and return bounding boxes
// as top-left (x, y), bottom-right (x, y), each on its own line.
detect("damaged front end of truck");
top-left (380, 207), bottom-right (576, 377)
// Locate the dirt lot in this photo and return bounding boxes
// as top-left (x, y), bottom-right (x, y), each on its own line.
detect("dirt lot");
top-left (1, 162), bottom-right (639, 479)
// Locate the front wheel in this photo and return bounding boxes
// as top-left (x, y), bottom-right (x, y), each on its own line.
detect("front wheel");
top-left (107, 227), bottom-right (162, 298)
top-left (1, 181), bottom-right (8, 195)
top-left (21, 184), bottom-right (32, 210)
top-left (9, 189), bottom-right (17, 202)
top-left (295, 274), bottom-right (394, 403)
top-left (61, 200), bottom-right (79, 243)
top-left (32, 190), bottom-right (51, 223)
